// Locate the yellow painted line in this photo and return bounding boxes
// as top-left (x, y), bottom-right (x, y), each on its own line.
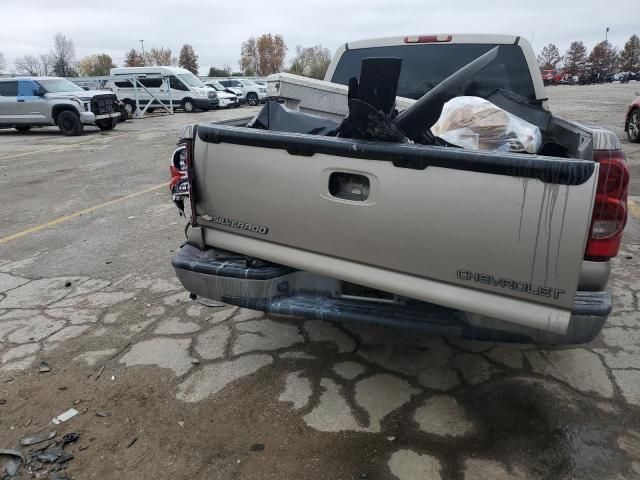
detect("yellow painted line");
top-left (629, 198), bottom-right (640, 218)
top-left (0, 182), bottom-right (168, 245)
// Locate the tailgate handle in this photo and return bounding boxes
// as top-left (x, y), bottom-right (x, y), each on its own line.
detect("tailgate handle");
top-left (329, 172), bottom-right (370, 201)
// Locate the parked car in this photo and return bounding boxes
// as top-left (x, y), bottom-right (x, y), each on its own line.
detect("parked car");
top-left (0, 76), bottom-right (120, 135)
top-left (218, 79), bottom-right (267, 106)
top-left (204, 81), bottom-right (241, 108)
top-left (541, 69), bottom-right (557, 86)
top-left (107, 66), bottom-right (218, 113)
top-left (170, 34), bottom-right (628, 345)
top-left (625, 92), bottom-right (640, 143)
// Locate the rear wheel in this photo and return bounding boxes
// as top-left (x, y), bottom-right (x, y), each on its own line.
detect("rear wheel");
top-left (14, 125), bottom-right (31, 132)
top-left (627, 109), bottom-right (640, 143)
top-left (56, 111), bottom-right (83, 136)
top-left (96, 117), bottom-right (117, 131)
top-left (146, 107), bottom-right (155, 113)
top-left (246, 92), bottom-right (259, 106)
top-left (182, 98), bottom-right (196, 113)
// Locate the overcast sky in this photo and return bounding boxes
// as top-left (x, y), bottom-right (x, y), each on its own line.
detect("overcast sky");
top-left (1, 0), bottom-right (637, 75)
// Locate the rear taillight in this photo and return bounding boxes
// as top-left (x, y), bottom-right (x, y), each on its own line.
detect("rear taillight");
top-left (170, 141), bottom-right (191, 218)
top-left (404, 35), bottom-right (452, 44)
top-left (585, 150), bottom-right (629, 260)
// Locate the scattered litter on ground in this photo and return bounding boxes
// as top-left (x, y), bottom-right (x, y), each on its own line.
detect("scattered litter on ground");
top-left (73, 400), bottom-right (81, 405)
top-left (49, 473), bottom-right (72, 480)
top-left (62, 433), bottom-right (79, 446)
top-left (79, 445), bottom-right (89, 451)
top-left (197, 298), bottom-right (225, 307)
top-left (52, 409), bottom-right (79, 425)
top-left (20, 431), bottom-right (56, 447)
top-left (250, 443), bottom-right (265, 452)
top-left (178, 421), bottom-right (184, 428)
top-left (95, 411), bottom-right (110, 418)
top-left (0, 449), bottom-right (25, 477)
top-left (64, 281), bottom-right (72, 288)
top-left (386, 436), bottom-right (396, 442)
top-left (126, 437), bottom-right (138, 448)
top-left (57, 386), bottom-right (68, 391)
top-left (95, 365), bottom-right (105, 380)
top-left (38, 361), bottom-right (51, 373)
top-left (35, 445), bottom-right (65, 464)
top-left (0, 399), bottom-right (6, 405)
top-left (2, 378), bottom-right (14, 384)
top-left (23, 418), bottom-right (32, 428)
top-left (190, 359), bottom-right (200, 365)
top-left (110, 376), bottom-right (115, 381)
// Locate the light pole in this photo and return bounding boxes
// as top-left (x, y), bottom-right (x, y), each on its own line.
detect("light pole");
top-left (605, 27), bottom-right (610, 73)
top-left (139, 39), bottom-right (145, 58)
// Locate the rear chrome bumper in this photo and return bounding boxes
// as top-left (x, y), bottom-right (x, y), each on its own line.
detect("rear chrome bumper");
top-left (172, 243), bottom-right (613, 344)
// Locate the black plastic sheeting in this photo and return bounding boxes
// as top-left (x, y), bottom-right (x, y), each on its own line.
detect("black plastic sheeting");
top-left (248, 101), bottom-right (338, 135)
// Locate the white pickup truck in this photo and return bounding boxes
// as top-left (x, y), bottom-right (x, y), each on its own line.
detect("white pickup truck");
top-left (169, 34), bottom-right (629, 344)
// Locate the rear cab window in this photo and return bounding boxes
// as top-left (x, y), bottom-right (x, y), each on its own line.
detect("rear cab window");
top-left (330, 43), bottom-right (536, 100)
top-left (0, 81), bottom-right (18, 96)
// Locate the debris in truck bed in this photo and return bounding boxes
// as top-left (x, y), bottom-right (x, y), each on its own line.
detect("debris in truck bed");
top-left (431, 96), bottom-right (542, 153)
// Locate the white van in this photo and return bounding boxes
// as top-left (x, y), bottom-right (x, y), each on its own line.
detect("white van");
top-left (108, 66), bottom-right (218, 113)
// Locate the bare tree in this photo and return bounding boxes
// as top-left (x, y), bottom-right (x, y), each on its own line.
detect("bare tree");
top-left (290, 44), bottom-right (332, 79)
top-left (52, 33), bottom-right (76, 77)
top-left (564, 41), bottom-right (588, 76)
top-left (620, 34), bottom-right (640, 72)
top-left (144, 47), bottom-right (176, 66)
top-left (239, 37), bottom-right (258, 76)
top-left (0, 52), bottom-right (6, 74)
top-left (124, 48), bottom-right (145, 67)
top-left (178, 44), bottom-right (199, 74)
top-left (537, 43), bottom-right (562, 70)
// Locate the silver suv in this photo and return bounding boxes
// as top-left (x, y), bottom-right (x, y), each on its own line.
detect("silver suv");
top-left (0, 77), bottom-right (121, 135)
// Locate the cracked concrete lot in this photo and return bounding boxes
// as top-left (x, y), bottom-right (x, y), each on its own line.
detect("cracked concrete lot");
top-left (1, 85), bottom-right (640, 480)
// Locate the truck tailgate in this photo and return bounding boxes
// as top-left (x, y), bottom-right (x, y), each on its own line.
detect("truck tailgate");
top-left (190, 124), bottom-right (598, 333)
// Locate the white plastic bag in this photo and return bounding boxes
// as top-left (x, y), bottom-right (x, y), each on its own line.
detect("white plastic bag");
top-left (431, 96), bottom-right (542, 153)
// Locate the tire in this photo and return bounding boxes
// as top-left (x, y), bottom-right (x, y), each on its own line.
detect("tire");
top-left (123, 99), bottom-right (136, 115)
top-left (118, 105), bottom-right (128, 122)
top-left (146, 107), bottom-right (155, 113)
top-left (628, 109), bottom-right (640, 143)
top-left (56, 110), bottom-right (83, 136)
top-left (246, 92), bottom-right (259, 106)
top-left (182, 98), bottom-right (196, 113)
top-left (14, 125), bottom-right (31, 132)
top-left (96, 117), bottom-right (117, 131)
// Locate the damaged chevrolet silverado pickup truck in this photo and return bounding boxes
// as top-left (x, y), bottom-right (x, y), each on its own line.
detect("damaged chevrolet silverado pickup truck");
top-left (169, 34), bottom-right (629, 344)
